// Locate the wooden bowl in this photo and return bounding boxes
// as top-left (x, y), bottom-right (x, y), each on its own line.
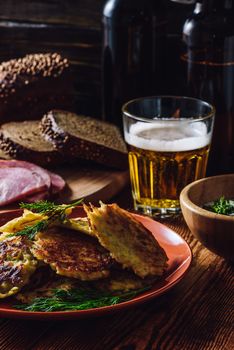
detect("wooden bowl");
top-left (180, 174), bottom-right (234, 260)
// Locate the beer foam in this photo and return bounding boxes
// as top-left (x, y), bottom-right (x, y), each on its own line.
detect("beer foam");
top-left (125, 121), bottom-right (211, 152)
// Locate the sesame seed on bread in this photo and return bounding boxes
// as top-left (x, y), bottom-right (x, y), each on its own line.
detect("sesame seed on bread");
top-left (0, 120), bottom-right (64, 167)
top-left (40, 110), bottom-right (128, 169)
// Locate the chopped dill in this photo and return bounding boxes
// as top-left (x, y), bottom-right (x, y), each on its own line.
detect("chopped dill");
top-left (15, 286), bottom-right (149, 312)
top-left (204, 196), bottom-right (234, 216)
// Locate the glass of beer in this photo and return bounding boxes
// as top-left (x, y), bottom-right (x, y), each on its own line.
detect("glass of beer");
top-left (122, 96), bottom-right (215, 217)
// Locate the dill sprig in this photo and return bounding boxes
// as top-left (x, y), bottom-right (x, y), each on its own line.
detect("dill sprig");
top-left (15, 220), bottom-right (49, 240)
top-left (15, 287), bottom-right (149, 312)
top-left (204, 196), bottom-right (234, 216)
top-left (15, 199), bottom-right (83, 240)
top-left (19, 199), bottom-right (83, 215)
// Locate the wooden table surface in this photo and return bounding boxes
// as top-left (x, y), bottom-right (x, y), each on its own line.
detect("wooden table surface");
top-left (0, 187), bottom-right (233, 350)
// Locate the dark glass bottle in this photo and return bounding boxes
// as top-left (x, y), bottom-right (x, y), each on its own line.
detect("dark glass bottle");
top-left (101, 0), bottom-right (166, 128)
top-left (182, 0), bottom-right (234, 175)
top-left (164, 0), bottom-right (195, 95)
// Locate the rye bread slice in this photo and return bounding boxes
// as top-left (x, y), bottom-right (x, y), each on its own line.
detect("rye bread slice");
top-left (0, 120), bottom-right (64, 167)
top-left (40, 110), bottom-right (128, 169)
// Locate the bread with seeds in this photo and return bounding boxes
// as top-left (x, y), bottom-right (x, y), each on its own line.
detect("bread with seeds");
top-left (0, 53), bottom-right (72, 123)
top-left (40, 110), bottom-right (128, 169)
top-left (0, 120), bottom-right (64, 166)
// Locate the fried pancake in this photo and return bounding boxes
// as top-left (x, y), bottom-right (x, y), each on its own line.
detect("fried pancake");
top-left (0, 209), bottom-right (46, 234)
top-left (84, 203), bottom-right (168, 278)
top-left (93, 269), bottom-right (155, 292)
top-left (16, 268), bottom-right (79, 304)
top-left (0, 236), bottom-right (37, 298)
top-left (60, 217), bottom-right (92, 236)
top-left (16, 269), bottom-right (152, 304)
top-left (31, 227), bottom-right (113, 281)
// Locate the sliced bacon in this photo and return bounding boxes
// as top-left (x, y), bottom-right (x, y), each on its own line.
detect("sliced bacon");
top-left (0, 167), bottom-right (47, 206)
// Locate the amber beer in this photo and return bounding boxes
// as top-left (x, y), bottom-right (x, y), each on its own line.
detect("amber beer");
top-left (125, 121), bottom-right (212, 214)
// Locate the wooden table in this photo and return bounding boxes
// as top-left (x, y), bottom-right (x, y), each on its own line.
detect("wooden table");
top-left (0, 187), bottom-right (233, 350)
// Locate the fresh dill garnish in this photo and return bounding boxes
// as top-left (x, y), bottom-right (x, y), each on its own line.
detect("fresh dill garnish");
top-left (15, 287), bottom-right (149, 312)
top-left (19, 199), bottom-right (83, 215)
top-left (15, 220), bottom-right (49, 240)
top-left (15, 199), bottom-right (83, 240)
top-left (204, 196), bottom-right (234, 216)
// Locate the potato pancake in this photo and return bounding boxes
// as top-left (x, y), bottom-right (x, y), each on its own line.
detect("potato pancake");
top-left (31, 227), bottom-right (113, 281)
top-left (0, 236), bottom-right (37, 298)
top-left (93, 269), bottom-right (155, 292)
top-left (0, 210), bottom-right (46, 234)
top-left (60, 217), bottom-right (92, 236)
top-left (84, 203), bottom-right (168, 278)
top-left (16, 269), bottom-right (152, 304)
top-left (16, 269), bottom-right (79, 304)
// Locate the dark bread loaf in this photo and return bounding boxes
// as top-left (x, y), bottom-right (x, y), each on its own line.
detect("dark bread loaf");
top-left (0, 120), bottom-right (64, 167)
top-left (0, 53), bottom-right (72, 123)
top-left (40, 110), bottom-right (128, 169)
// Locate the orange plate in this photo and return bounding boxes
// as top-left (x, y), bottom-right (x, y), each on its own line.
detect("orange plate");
top-left (0, 207), bottom-right (192, 320)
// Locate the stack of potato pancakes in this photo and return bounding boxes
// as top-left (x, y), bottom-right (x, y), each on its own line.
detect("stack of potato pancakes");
top-left (0, 203), bottom-right (168, 305)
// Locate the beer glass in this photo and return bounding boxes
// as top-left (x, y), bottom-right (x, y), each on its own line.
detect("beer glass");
top-left (122, 96), bottom-right (215, 216)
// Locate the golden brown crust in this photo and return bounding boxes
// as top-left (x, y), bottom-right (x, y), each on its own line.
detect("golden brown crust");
top-left (32, 227), bottom-right (114, 281)
top-left (0, 236), bottom-right (37, 298)
top-left (93, 269), bottom-right (155, 292)
top-left (84, 203), bottom-right (168, 278)
top-left (16, 268), bottom-right (79, 304)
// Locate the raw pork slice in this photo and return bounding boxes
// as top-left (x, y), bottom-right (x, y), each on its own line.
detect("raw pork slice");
top-left (0, 167), bottom-right (47, 206)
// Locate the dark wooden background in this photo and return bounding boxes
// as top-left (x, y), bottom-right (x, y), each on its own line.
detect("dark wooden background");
top-left (0, 0), bottom-right (195, 120)
top-left (0, 0), bottom-right (106, 118)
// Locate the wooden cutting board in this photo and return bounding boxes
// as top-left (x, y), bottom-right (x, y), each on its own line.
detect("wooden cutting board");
top-left (55, 165), bottom-right (129, 204)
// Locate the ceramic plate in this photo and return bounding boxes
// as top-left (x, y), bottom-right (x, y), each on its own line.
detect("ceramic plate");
top-left (0, 208), bottom-right (192, 320)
